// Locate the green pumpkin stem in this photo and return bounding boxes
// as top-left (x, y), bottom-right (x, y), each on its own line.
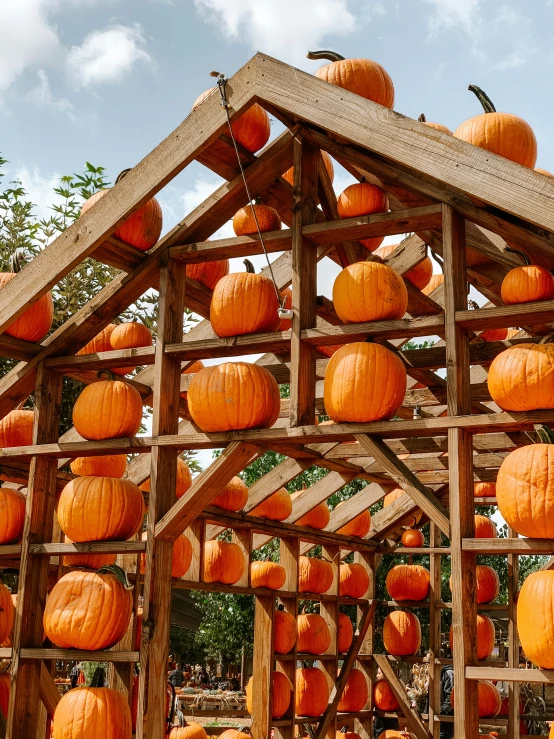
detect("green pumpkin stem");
top-left (115, 168), bottom-right (132, 184)
top-left (8, 249), bottom-right (27, 274)
top-left (468, 85), bottom-right (496, 114)
top-left (97, 369), bottom-right (118, 382)
top-left (505, 248), bottom-right (532, 266)
top-left (306, 50), bottom-right (345, 62)
top-left (536, 425), bottom-right (554, 444)
top-left (97, 563), bottom-right (133, 591)
top-left (243, 259), bottom-right (256, 274)
top-left (418, 114), bottom-right (426, 123)
top-left (90, 667), bottom-right (105, 688)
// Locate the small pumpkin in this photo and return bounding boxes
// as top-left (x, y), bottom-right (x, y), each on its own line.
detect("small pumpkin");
top-left (63, 535), bottom-right (116, 570)
top-left (0, 583), bottom-right (15, 644)
top-left (422, 273), bottom-right (444, 296)
top-left (338, 612), bottom-right (354, 653)
top-left (298, 556), bottom-right (333, 594)
top-left (140, 533), bottom-right (192, 579)
top-left (295, 666), bottom-right (330, 717)
top-left (232, 203), bottom-right (282, 236)
top-left (140, 456), bottom-right (192, 499)
top-left (187, 260), bottom-right (229, 290)
top-left (73, 373), bottom-right (142, 440)
top-left (0, 250), bottom-right (53, 341)
top-left (308, 50), bottom-right (394, 108)
top-left (333, 260), bottom-right (407, 324)
top-left (501, 250), bottom-right (554, 305)
top-left (518, 570), bottom-right (554, 668)
top-left (449, 614), bottom-right (495, 660)
top-left (337, 667), bottom-right (368, 712)
top-left (475, 565), bottom-right (500, 604)
top-left (296, 501), bottom-right (331, 529)
top-left (0, 409), bottom-right (34, 448)
top-left (450, 680), bottom-right (501, 718)
top-left (210, 259), bottom-right (281, 337)
top-left (0, 486), bottom-right (26, 544)
top-left (478, 328), bottom-right (509, 342)
top-left (488, 344), bottom-right (554, 411)
top-left (297, 612), bottom-right (331, 654)
top-left (382, 610), bottom-right (421, 656)
top-left (193, 90), bottom-right (270, 153)
top-left (203, 540), bottom-right (244, 585)
top-left (401, 529), bottom-right (424, 547)
top-left (375, 243), bottom-right (433, 291)
top-left (474, 481), bottom-right (496, 498)
top-left (211, 476), bottom-right (249, 511)
top-left (109, 321), bottom-right (153, 375)
top-left (250, 488), bottom-right (292, 521)
top-left (386, 564), bottom-right (430, 602)
top-left (383, 487), bottom-right (422, 527)
top-left (475, 514), bottom-right (497, 539)
top-left (453, 86), bottom-right (537, 168)
top-left (218, 731), bottom-right (250, 739)
top-left (418, 113), bottom-right (453, 136)
top-left (169, 723), bottom-right (208, 739)
top-left (373, 679), bottom-right (400, 711)
top-left (324, 342), bottom-right (406, 423)
top-left (283, 150), bottom-right (335, 187)
top-left (250, 561), bottom-right (286, 590)
top-left (340, 563), bottom-right (370, 599)
top-left (336, 505), bottom-right (371, 538)
top-left (246, 671), bottom-right (291, 718)
top-left (274, 608), bottom-right (297, 654)
top-left (70, 454), bottom-right (127, 478)
top-left (188, 362), bottom-right (280, 432)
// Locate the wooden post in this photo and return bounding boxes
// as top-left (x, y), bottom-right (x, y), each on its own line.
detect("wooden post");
top-left (319, 544), bottom-right (340, 739)
top-left (276, 536), bottom-right (299, 739)
top-left (7, 365), bottom-right (63, 738)
top-left (508, 528), bottom-right (520, 739)
top-left (428, 523), bottom-right (442, 739)
top-left (442, 204), bottom-right (478, 739)
top-left (354, 551), bottom-right (375, 739)
top-left (251, 596), bottom-right (275, 739)
top-left (138, 254), bottom-right (187, 739)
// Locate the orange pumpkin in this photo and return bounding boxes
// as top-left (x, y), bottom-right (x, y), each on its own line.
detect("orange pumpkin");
top-left (232, 203), bottom-right (282, 236)
top-left (250, 561), bottom-right (286, 590)
top-left (0, 409), bottom-right (34, 447)
top-left (478, 328), bottom-right (509, 342)
top-left (218, 731), bottom-right (250, 739)
top-left (140, 456), bottom-right (192, 499)
top-left (188, 362), bottom-right (280, 432)
top-left (0, 584), bottom-right (15, 644)
top-left (283, 150), bottom-right (335, 186)
top-left (401, 529), bottom-right (424, 547)
top-left (324, 342), bottom-right (406, 423)
top-left (474, 481), bottom-right (496, 498)
top-left (375, 244), bottom-right (433, 291)
top-left (475, 565), bottom-right (500, 604)
top-left (250, 488), bottom-right (292, 521)
top-left (450, 680), bottom-right (501, 718)
top-left (449, 614), bottom-right (495, 660)
top-left (418, 113), bottom-right (453, 136)
top-left (297, 613), bottom-right (331, 654)
top-left (186, 260), bottom-right (229, 290)
top-left (0, 251), bottom-right (53, 341)
top-left (296, 501), bottom-right (331, 530)
top-left (298, 556), bottom-right (333, 594)
top-left (169, 723), bottom-right (208, 739)
top-left (338, 612), bottom-right (353, 653)
top-left (210, 259), bottom-right (281, 337)
top-left (378, 733), bottom-right (416, 739)
top-left (501, 251), bottom-right (554, 305)
top-left (373, 679), bottom-right (400, 711)
top-left (340, 563), bottom-right (370, 599)
top-left (109, 321), bottom-right (153, 375)
top-left (422, 273), bottom-right (444, 296)
top-left (274, 608), bottom-right (297, 654)
top-left (336, 505), bottom-right (371, 538)
top-left (536, 168), bottom-right (554, 177)
top-left (44, 567), bottom-right (132, 650)
top-left (0, 673), bottom-right (9, 720)
top-left (337, 181), bottom-right (387, 217)
top-left (488, 344), bottom-right (554, 411)
top-left (337, 668), bottom-right (368, 712)
top-left (0, 486), bottom-right (26, 544)
top-left (140, 533), bottom-right (192, 579)
top-left (383, 487), bottom-right (422, 527)
top-left (246, 671), bottom-right (291, 718)
top-left (77, 324), bottom-right (116, 355)
top-left (193, 90), bottom-right (270, 153)
top-left (70, 455), bottom-right (127, 478)
top-left (295, 666), bottom-right (330, 717)
top-left (58, 476), bottom-right (144, 542)
top-left (211, 476), bottom-right (249, 511)
top-left (518, 570), bottom-right (554, 668)
top-left (475, 514), bottom-right (497, 538)
top-left (278, 287), bottom-right (293, 331)
top-left (203, 540), bottom-right (244, 585)
top-left (382, 611), bottom-right (421, 656)
top-left (333, 260), bottom-right (407, 324)
top-left (63, 535), bottom-right (116, 570)
top-left (386, 565), bottom-right (430, 602)
top-left (453, 86), bottom-right (537, 169)
top-left (337, 732), bottom-right (362, 739)
top-left (73, 375), bottom-right (142, 440)
top-left (309, 50), bottom-right (394, 109)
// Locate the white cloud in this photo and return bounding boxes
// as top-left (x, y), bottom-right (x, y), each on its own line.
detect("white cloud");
top-left (423, 0), bottom-right (480, 35)
top-left (25, 70), bottom-right (74, 113)
top-left (13, 166), bottom-right (65, 219)
top-left (66, 24), bottom-right (151, 88)
top-left (194, 0), bottom-right (358, 66)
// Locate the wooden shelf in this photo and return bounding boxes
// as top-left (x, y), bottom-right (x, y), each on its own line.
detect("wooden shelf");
top-left (466, 666), bottom-right (554, 684)
top-left (463, 538), bottom-right (554, 555)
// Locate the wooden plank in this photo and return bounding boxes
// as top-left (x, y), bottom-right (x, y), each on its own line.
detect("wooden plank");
top-left (29, 541), bottom-right (146, 555)
top-left (21, 648), bottom-right (139, 661)
top-left (251, 596), bottom-right (274, 739)
top-left (462, 538), bottom-right (554, 554)
top-left (302, 315), bottom-right (445, 346)
top-left (507, 528), bottom-right (520, 739)
top-left (373, 655), bottom-right (431, 739)
top-left (456, 299), bottom-right (554, 331)
top-left (7, 366), bottom-right (63, 738)
top-left (39, 661), bottom-right (60, 717)
top-left (466, 667), bottom-right (554, 684)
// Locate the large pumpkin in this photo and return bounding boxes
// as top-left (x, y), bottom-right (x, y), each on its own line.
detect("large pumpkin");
top-left (476, 565), bottom-right (500, 604)
top-left (53, 667), bottom-right (132, 739)
top-left (337, 181), bottom-right (388, 252)
top-left (246, 671), bottom-right (291, 718)
top-left (274, 608), bottom-right (297, 654)
top-left (44, 567), bottom-right (132, 650)
top-left (73, 375), bottom-right (142, 440)
top-left (0, 583), bottom-right (15, 644)
top-left (63, 536), bottom-right (116, 570)
top-left (449, 614), bottom-right (495, 660)
top-left (518, 570), bottom-right (554, 668)
top-left (250, 561), bottom-right (286, 590)
top-left (169, 724), bottom-right (208, 739)
top-left (309, 50), bottom-right (394, 108)
top-left (188, 362), bottom-right (280, 432)
top-left (453, 86), bottom-right (537, 168)
top-left (283, 150), bottom-right (334, 186)
top-left (324, 342), bottom-right (406, 423)
top-left (401, 529), bottom-right (424, 547)
top-left (501, 252), bottom-right (554, 305)
top-left (232, 203), bottom-right (282, 236)
top-left (488, 344), bottom-right (554, 411)
top-left (193, 90), bottom-right (270, 153)
top-left (296, 501), bottom-right (331, 529)
top-left (333, 261), bottom-right (407, 324)
top-left (340, 563), bottom-right (370, 599)
top-left (475, 514), bottom-right (497, 538)
top-left (58, 476), bottom-right (144, 542)
top-left (218, 731), bottom-right (250, 739)
top-left (375, 244), bottom-right (433, 291)
top-left (70, 454), bottom-right (127, 478)
top-left (250, 488), bottom-right (292, 521)
top-left (140, 456), bottom-right (192, 499)
top-left (298, 556), bottom-right (333, 594)
top-left (109, 321), bottom-right (153, 375)
top-left (295, 666), bottom-right (330, 717)
top-left (297, 612), bottom-right (331, 654)
top-left (336, 505), bottom-right (371, 538)
top-left (211, 476), bottom-right (249, 511)
top-left (450, 680), bottom-right (501, 718)
top-left (187, 260), bottom-right (229, 290)
top-left (382, 611), bottom-right (421, 656)
top-left (210, 259), bottom-right (281, 337)
top-left (0, 486), bottom-right (26, 544)
top-left (203, 540), bottom-right (244, 585)
top-left (140, 533), bottom-right (192, 579)
top-left (337, 668), bottom-right (368, 712)
top-left (338, 612), bottom-right (353, 653)
top-left (386, 565), bottom-right (430, 602)
top-left (474, 481), bottom-right (496, 498)
top-left (0, 409), bottom-right (34, 447)
top-left (0, 250), bottom-right (53, 341)
top-left (373, 679), bottom-right (400, 711)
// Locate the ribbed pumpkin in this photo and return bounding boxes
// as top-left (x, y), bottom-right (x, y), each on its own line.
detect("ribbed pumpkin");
top-left (53, 666), bottom-right (132, 739)
top-left (250, 488), bottom-right (292, 521)
top-left (78, 324), bottom-right (116, 355)
top-left (401, 529), bottom-right (424, 547)
top-left (453, 86), bottom-right (537, 168)
top-left (63, 536), bottom-right (116, 570)
top-left (246, 671), bottom-right (291, 718)
top-left (140, 456), bottom-right (192, 499)
top-left (418, 113), bottom-right (453, 136)
top-left (476, 565), bottom-right (500, 604)
top-left (193, 90), bottom-right (270, 153)
top-left (211, 476), bottom-right (249, 511)
top-left (0, 486), bottom-right (26, 544)
top-left (274, 608), bottom-right (297, 654)
top-left (478, 328), bottom-right (509, 342)
top-left (203, 540), bottom-right (244, 585)
top-left (283, 150), bottom-right (335, 186)
top-left (324, 342), bottom-right (406, 423)
top-left (501, 250), bottom-right (554, 305)
top-left (340, 563), bottom-right (370, 599)
top-left (297, 613), bottom-right (331, 654)
top-left (58, 476), bottom-right (144, 542)
top-left (44, 566), bottom-right (132, 650)
top-left (373, 679), bottom-right (400, 711)
top-left (474, 481), bottom-right (496, 498)
top-left (488, 344), bottom-right (554, 411)
top-left (475, 514), bottom-right (497, 539)
top-left (188, 362), bottom-right (280, 432)
top-left (449, 614), bottom-right (495, 660)
top-left (140, 533), bottom-right (192, 579)
top-left (378, 733), bottom-right (416, 739)
top-left (337, 668), bottom-right (368, 712)
top-left (298, 556), bottom-right (333, 594)
top-left (383, 611), bottom-right (421, 656)
top-left (518, 570), bottom-right (554, 668)
top-left (0, 584), bottom-right (15, 645)
top-left (336, 505), bottom-right (371, 538)
top-left (383, 487), bottom-right (422, 526)
top-left (451, 680), bottom-right (501, 718)
top-left (333, 261), bottom-right (407, 324)
top-left (70, 455), bottom-right (127, 478)
top-left (0, 409), bottom-right (34, 447)
top-left (109, 321), bottom-right (153, 375)
top-left (309, 50), bottom-right (394, 108)
top-left (250, 561), bottom-right (286, 590)
top-left (169, 723), bottom-right (208, 739)
top-left (338, 612), bottom-right (354, 653)
top-left (218, 731), bottom-right (250, 739)
top-left (422, 273), bottom-right (444, 296)
top-left (81, 175), bottom-right (162, 251)
top-left (186, 260), bottom-right (229, 290)
top-left (73, 375), bottom-right (142, 440)
top-left (386, 565), bottom-right (430, 602)
top-left (295, 666), bottom-right (330, 717)
top-left (0, 672), bottom-right (9, 720)
top-left (210, 259), bottom-right (281, 337)
top-left (296, 501), bottom-right (331, 529)
top-left (0, 251), bottom-right (53, 341)
top-left (232, 203), bottom-right (282, 236)
top-left (375, 244), bottom-right (433, 291)
top-left (337, 181), bottom-right (388, 252)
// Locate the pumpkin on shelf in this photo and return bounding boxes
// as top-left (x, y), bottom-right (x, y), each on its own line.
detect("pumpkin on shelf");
top-left (250, 561), bottom-right (286, 590)
top-left (421, 273), bottom-right (444, 296)
top-left (250, 487), bottom-right (292, 521)
top-left (340, 563), bottom-right (370, 599)
top-left (140, 456), bottom-right (192, 499)
top-left (383, 488), bottom-right (422, 526)
top-left (474, 514), bottom-right (497, 539)
top-left (401, 528), bottom-right (424, 548)
top-left (180, 359), bottom-right (205, 402)
top-left (298, 556), bottom-right (333, 594)
top-left (450, 680), bottom-right (501, 718)
top-left (386, 564), bottom-right (430, 602)
top-left (140, 533), bottom-right (192, 579)
top-left (246, 671), bottom-right (291, 718)
top-left (295, 665), bottom-right (330, 717)
top-left (188, 362), bottom-right (280, 432)
top-left (337, 731), bottom-right (361, 739)
top-left (488, 344), bottom-right (554, 411)
top-left (72, 371), bottom-right (142, 440)
top-left (474, 481), bottom-right (496, 499)
top-left (218, 730), bottom-right (250, 739)
top-left (193, 90), bottom-right (270, 153)
top-left (308, 50), bottom-right (394, 108)
top-left (0, 486), bottom-right (26, 544)
top-left (0, 250), bottom-right (53, 341)
top-left (278, 286), bottom-right (293, 331)
top-left (373, 679), bottom-right (400, 711)
top-left (337, 667), bottom-right (368, 712)
top-left (336, 505), bottom-right (371, 538)
top-left (169, 723), bottom-right (208, 739)
top-left (63, 536), bottom-right (116, 570)
top-left (70, 454), bottom-right (127, 478)
top-left (333, 260), bottom-right (407, 324)
top-left (338, 612), bottom-right (354, 652)
top-left (274, 608), bottom-right (297, 654)
top-left (0, 408), bottom-right (35, 448)
top-left (449, 614), bottom-right (495, 660)
top-left (77, 324), bottom-right (116, 355)
top-left (186, 259), bottom-right (229, 290)
top-left (295, 501), bottom-right (331, 530)
top-left (477, 328), bottom-right (509, 342)
top-left (44, 566), bottom-right (132, 650)
top-left (283, 150), bottom-right (335, 186)
top-left (375, 243), bottom-right (433, 291)
top-left (109, 321), bottom-right (153, 375)
top-left (203, 540), bottom-right (244, 585)
top-left (232, 202), bottom-right (282, 236)
top-left (453, 85), bottom-right (537, 169)
top-left (57, 476), bottom-right (144, 543)
top-left (324, 342), bottom-right (406, 423)
top-left (500, 250), bottom-right (554, 305)
top-left (337, 181), bottom-right (389, 252)
top-left (418, 113), bottom-right (453, 136)
top-left (297, 612), bottom-right (331, 654)
top-left (210, 259), bottom-right (281, 337)
top-left (382, 610), bottom-right (422, 656)
top-left (518, 570), bottom-right (554, 668)
top-left (475, 565), bottom-right (500, 604)
top-left (81, 170), bottom-right (163, 251)
top-left (0, 583), bottom-right (15, 644)
top-left (211, 476), bottom-right (249, 512)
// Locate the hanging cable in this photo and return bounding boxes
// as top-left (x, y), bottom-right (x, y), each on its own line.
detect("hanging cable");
top-left (210, 71), bottom-right (291, 319)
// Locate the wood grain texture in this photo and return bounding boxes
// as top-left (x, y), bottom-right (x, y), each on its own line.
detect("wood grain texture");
top-left (373, 654), bottom-right (431, 739)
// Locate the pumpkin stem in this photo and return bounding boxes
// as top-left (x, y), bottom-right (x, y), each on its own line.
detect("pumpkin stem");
top-left (243, 259), bottom-right (256, 274)
top-left (505, 247), bottom-right (532, 266)
top-left (468, 85), bottom-right (496, 114)
top-left (306, 50), bottom-right (346, 62)
top-left (430, 248), bottom-right (445, 274)
top-left (468, 299), bottom-right (480, 311)
top-left (115, 168), bottom-right (132, 184)
top-left (97, 563), bottom-right (133, 590)
top-left (90, 667), bottom-right (105, 688)
top-left (97, 369), bottom-right (118, 382)
top-left (418, 114), bottom-right (426, 123)
top-left (8, 249), bottom-right (28, 274)
top-left (536, 425), bottom-right (554, 444)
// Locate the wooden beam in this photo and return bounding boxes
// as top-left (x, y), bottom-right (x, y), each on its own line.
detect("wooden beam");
top-left (373, 654), bottom-right (431, 739)
top-left (39, 662), bottom-right (61, 717)
top-left (465, 667), bottom-right (554, 684)
top-left (251, 596), bottom-right (274, 739)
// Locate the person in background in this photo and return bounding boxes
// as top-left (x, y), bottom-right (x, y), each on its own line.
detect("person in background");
top-left (440, 662), bottom-right (454, 739)
top-left (373, 667), bottom-right (399, 738)
top-left (168, 664), bottom-right (184, 689)
top-left (69, 662), bottom-right (80, 690)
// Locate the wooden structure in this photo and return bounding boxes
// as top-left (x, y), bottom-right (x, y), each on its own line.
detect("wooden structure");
top-left (0, 52), bottom-right (553, 739)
